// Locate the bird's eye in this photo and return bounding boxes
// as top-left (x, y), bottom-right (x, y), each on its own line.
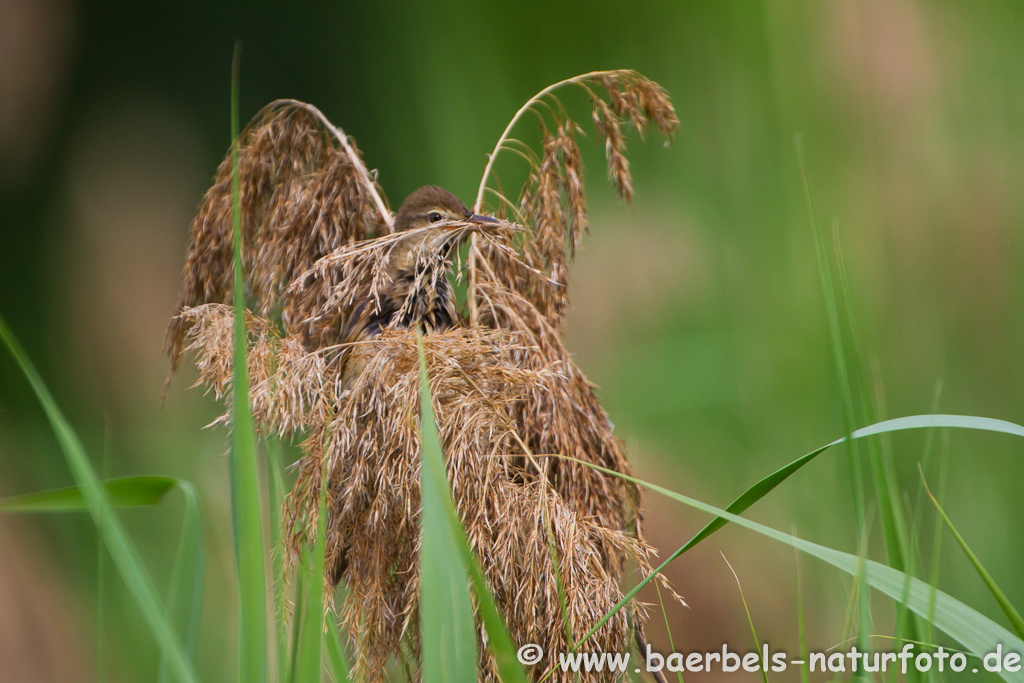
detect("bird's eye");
top-left (427, 211), bottom-right (444, 223)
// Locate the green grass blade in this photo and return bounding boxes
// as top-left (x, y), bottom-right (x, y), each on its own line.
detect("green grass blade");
top-left (793, 542), bottom-right (809, 683)
top-left (417, 336), bottom-right (479, 683)
top-left (458, 527), bottom-right (530, 683)
top-left (829, 518), bottom-right (871, 683)
top-left (325, 617), bottom-right (352, 683)
top-left (0, 315), bottom-right (200, 683)
top-left (571, 413), bottom-right (1024, 650)
top-left (837, 227), bottom-right (912, 575)
top-left (566, 455), bottom-right (1024, 683)
top-left (159, 481), bottom-right (205, 683)
top-left (294, 438), bottom-right (328, 683)
top-left (926, 438), bottom-right (949, 646)
top-left (679, 414), bottom-right (1022, 557)
top-left (228, 42), bottom-right (268, 683)
top-left (293, 549), bottom-right (322, 683)
top-left (0, 476), bottom-right (177, 512)
top-left (652, 578), bottom-right (684, 683)
top-left (418, 336), bottom-right (529, 683)
top-left (855, 534), bottom-right (873, 683)
top-left (921, 440), bottom-right (949, 683)
top-left (461, 557), bottom-right (530, 683)
top-left (543, 509), bottom-right (573, 645)
top-left (97, 421), bottom-right (112, 683)
top-left (267, 440), bottom-right (289, 683)
top-left (721, 554), bottom-right (769, 683)
top-left (797, 135), bottom-right (865, 530)
top-left (288, 570), bottom-right (306, 683)
top-left (919, 466), bottom-right (1024, 639)
top-left (896, 383), bottom-right (946, 683)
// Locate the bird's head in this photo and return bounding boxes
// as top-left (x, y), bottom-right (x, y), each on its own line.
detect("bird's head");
top-left (394, 185), bottom-right (497, 233)
top-left (388, 185), bottom-right (500, 275)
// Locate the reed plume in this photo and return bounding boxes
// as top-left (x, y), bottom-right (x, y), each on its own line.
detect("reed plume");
top-left (167, 69), bottom-right (678, 682)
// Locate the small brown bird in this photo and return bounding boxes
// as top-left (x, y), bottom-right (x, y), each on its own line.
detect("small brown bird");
top-left (330, 185), bottom-right (498, 586)
top-left (343, 185), bottom-right (499, 341)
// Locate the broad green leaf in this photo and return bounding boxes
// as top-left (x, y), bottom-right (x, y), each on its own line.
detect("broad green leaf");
top-left (228, 43), bottom-right (268, 683)
top-left (0, 316), bottom-right (200, 683)
top-left (417, 337), bottom-right (478, 683)
top-left (0, 475), bottom-right (205, 683)
top-left (0, 476), bottom-right (175, 512)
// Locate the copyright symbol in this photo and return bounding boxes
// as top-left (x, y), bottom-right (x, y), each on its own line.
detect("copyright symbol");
top-left (517, 643), bottom-right (543, 666)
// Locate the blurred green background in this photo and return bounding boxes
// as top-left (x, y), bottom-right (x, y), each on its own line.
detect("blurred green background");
top-left (1, 1), bottom-right (1022, 681)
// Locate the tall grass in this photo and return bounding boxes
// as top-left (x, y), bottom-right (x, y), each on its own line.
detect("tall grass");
top-left (227, 41), bottom-right (269, 683)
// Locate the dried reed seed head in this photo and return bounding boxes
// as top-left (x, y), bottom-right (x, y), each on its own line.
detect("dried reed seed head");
top-left (590, 96), bottom-right (633, 203)
top-left (179, 298), bottom-right (652, 680)
top-left (507, 127), bottom-right (574, 322)
top-left (556, 122), bottom-right (588, 254)
top-left (607, 147), bottom-right (633, 204)
top-left (600, 71), bottom-right (679, 140)
top-left (601, 74), bottom-right (644, 134)
top-left (275, 327), bottom-right (648, 681)
top-left (169, 71), bottom-right (681, 682)
top-left (182, 301), bottom-right (667, 678)
top-left (630, 77), bottom-right (680, 138)
top-left (164, 101), bottom-right (385, 390)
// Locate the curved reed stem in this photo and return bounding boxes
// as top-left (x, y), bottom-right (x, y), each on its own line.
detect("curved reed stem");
top-left (472, 70), bottom-right (619, 213)
top-left (273, 99), bottom-right (395, 232)
top-left (468, 70), bottom-right (621, 323)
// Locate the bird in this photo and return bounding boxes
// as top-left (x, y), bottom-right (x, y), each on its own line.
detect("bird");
top-left (329, 185), bottom-right (499, 586)
top-left (340, 185), bottom-right (500, 343)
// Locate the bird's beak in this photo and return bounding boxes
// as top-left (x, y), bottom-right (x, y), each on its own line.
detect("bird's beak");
top-left (435, 214), bottom-right (499, 237)
top-left (432, 214), bottom-right (502, 250)
top-left (467, 213), bottom-right (501, 228)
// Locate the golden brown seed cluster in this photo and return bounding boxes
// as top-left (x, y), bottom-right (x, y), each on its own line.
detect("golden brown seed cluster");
top-left (167, 70), bottom-right (679, 682)
top-left (163, 101), bottom-right (385, 392)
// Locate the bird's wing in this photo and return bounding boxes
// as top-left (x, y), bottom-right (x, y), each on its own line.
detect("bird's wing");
top-left (165, 100), bottom-right (393, 386)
